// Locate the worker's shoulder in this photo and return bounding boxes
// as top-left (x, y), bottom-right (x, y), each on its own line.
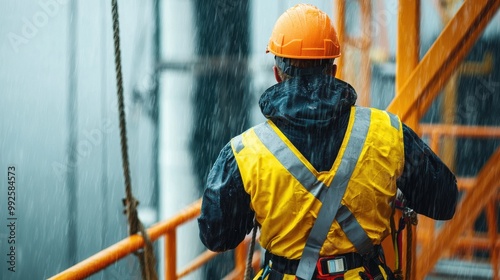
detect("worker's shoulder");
top-left (354, 106), bottom-right (401, 128)
top-left (356, 106), bottom-right (398, 118)
top-left (229, 121), bottom-right (268, 153)
top-left (230, 122), bottom-right (267, 141)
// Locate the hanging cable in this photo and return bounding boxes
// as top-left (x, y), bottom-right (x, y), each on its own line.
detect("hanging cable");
top-left (402, 205), bottom-right (418, 280)
top-left (111, 0), bottom-right (158, 279)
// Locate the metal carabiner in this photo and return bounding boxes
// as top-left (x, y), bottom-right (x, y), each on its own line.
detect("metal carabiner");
top-left (403, 207), bottom-right (418, 226)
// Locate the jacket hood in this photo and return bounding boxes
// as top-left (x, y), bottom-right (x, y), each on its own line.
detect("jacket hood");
top-left (259, 75), bottom-right (357, 128)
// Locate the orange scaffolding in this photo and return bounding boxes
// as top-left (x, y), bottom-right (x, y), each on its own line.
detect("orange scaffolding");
top-left (50, 0), bottom-right (500, 279)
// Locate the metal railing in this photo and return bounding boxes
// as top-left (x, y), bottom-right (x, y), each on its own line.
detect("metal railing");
top-left (415, 124), bottom-right (500, 280)
top-left (49, 199), bottom-right (260, 280)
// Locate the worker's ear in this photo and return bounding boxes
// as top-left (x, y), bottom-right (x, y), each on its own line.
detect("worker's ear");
top-left (331, 64), bottom-right (337, 78)
top-left (273, 66), bottom-right (283, 83)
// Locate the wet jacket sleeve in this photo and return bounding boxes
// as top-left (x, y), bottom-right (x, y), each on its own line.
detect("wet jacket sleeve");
top-left (397, 123), bottom-right (458, 220)
top-left (197, 142), bottom-right (255, 252)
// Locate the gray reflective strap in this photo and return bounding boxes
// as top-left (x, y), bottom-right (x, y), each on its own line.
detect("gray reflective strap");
top-left (337, 205), bottom-right (373, 255)
top-left (231, 134), bottom-right (245, 154)
top-left (296, 107), bottom-right (371, 280)
top-left (296, 186), bottom-right (347, 280)
top-left (387, 111), bottom-right (400, 130)
top-left (254, 122), bottom-right (328, 199)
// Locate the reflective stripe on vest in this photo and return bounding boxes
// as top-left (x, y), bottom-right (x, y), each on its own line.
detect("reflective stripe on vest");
top-left (252, 123), bottom-right (328, 200)
top-left (252, 107), bottom-right (372, 280)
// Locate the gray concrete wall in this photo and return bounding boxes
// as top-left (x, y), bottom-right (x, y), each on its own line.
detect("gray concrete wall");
top-left (0, 1), bottom-right (156, 279)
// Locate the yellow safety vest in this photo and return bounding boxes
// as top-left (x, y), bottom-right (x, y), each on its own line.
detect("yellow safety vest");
top-left (231, 106), bottom-right (404, 260)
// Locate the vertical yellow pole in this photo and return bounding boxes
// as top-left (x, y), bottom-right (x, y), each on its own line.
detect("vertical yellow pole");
top-left (165, 231), bottom-right (177, 280)
top-left (358, 1), bottom-right (372, 107)
top-left (334, 0), bottom-right (346, 80)
top-left (436, 0), bottom-right (461, 173)
top-left (396, 1), bottom-right (420, 279)
top-left (234, 241), bottom-right (247, 278)
top-left (441, 73), bottom-right (458, 170)
top-left (396, 0), bottom-right (420, 130)
top-left (334, 0), bottom-right (371, 106)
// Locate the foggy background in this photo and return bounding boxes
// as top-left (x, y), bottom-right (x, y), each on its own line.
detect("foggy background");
top-left (0, 0), bottom-right (499, 279)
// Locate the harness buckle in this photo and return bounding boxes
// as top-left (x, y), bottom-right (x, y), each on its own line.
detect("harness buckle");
top-left (317, 256), bottom-right (347, 277)
top-left (326, 257), bottom-right (346, 273)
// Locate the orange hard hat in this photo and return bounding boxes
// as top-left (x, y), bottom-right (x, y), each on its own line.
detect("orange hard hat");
top-left (266, 4), bottom-right (341, 59)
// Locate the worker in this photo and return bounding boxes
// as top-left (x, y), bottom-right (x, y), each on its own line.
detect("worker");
top-left (198, 3), bottom-right (458, 280)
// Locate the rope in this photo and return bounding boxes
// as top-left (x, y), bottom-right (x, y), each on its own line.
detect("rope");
top-left (390, 208), bottom-right (403, 280)
top-left (404, 208), bottom-right (417, 280)
top-left (405, 225), bottom-right (412, 280)
top-left (111, 0), bottom-right (158, 279)
top-left (244, 221), bottom-right (258, 280)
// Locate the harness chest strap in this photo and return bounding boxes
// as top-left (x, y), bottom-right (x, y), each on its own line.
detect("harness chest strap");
top-left (250, 107), bottom-right (374, 280)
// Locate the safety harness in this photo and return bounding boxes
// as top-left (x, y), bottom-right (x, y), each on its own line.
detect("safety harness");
top-left (390, 192), bottom-right (418, 280)
top-left (247, 108), bottom-right (395, 280)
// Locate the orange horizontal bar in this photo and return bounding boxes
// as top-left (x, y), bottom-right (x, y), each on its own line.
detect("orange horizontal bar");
top-left (177, 249), bottom-right (218, 278)
top-left (178, 220), bottom-right (258, 279)
top-left (49, 199), bottom-right (202, 280)
top-left (459, 52), bottom-right (494, 76)
top-left (455, 235), bottom-right (500, 250)
top-left (419, 124), bottom-right (500, 138)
